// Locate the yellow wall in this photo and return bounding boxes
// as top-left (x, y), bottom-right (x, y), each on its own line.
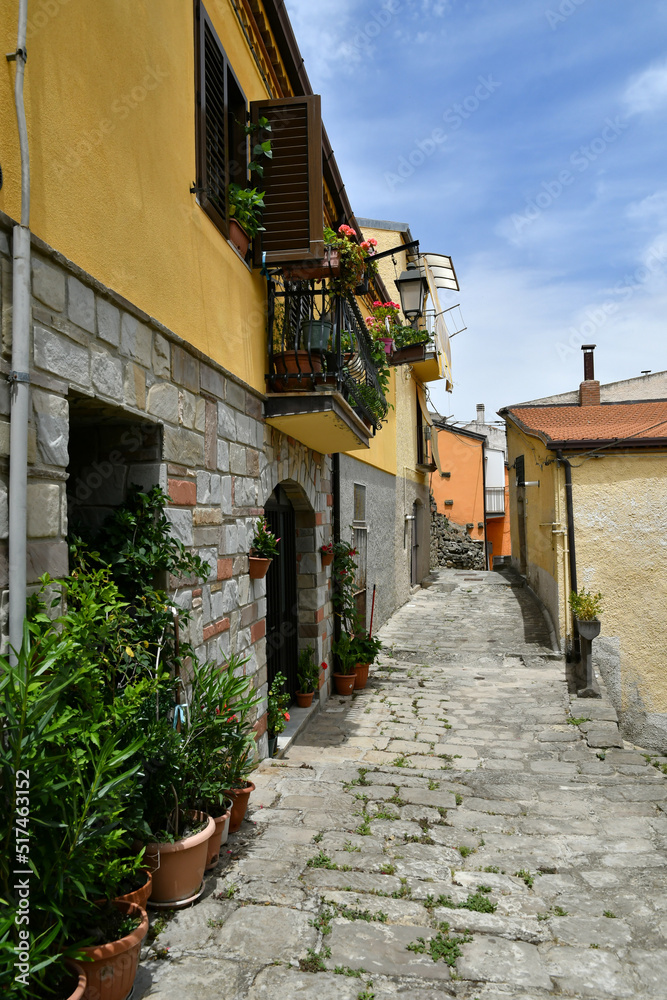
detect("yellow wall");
top-left (506, 422), bottom-right (564, 639)
top-left (507, 417), bottom-right (667, 741)
top-left (572, 451), bottom-right (667, 717)
top-left (0, 0), bottom-right (268, 391)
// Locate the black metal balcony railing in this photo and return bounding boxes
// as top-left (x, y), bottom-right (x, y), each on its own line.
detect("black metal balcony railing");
top-left (266, 273), bottom-right (388, 430)
top-left (485, 486), bottom-right (506, 515)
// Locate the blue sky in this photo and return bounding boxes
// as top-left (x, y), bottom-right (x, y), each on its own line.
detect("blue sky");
top-left (283, 0), bottom-right (667, 422)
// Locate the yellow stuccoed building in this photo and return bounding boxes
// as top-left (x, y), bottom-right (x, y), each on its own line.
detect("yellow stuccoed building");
top-left (501, 354), bottom-right (667, 751)
top-left (0, 0), bottom-right (457, 746)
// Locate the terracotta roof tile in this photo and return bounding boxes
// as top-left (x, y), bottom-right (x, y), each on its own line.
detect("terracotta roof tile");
top-left (507, 401), bottom-right (667, 446)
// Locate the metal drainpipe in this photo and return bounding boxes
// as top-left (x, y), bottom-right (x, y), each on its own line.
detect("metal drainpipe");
top-left (482, 443), bottom-right (489, 570)
top-left (332, 453), bottom-right (341, 648)
top-left (557, 449), bottom-right (579, 661)
top-left (8, 0), bottom-right (31, 664)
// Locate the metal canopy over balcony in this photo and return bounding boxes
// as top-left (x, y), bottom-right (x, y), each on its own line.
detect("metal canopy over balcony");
top-left (264, 273), bottom-right (388, 453)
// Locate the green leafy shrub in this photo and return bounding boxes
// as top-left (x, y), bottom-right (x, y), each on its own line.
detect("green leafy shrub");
top-left (569, 588), bottom-right (603, 620)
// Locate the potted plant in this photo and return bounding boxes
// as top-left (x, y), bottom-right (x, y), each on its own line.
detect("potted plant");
top-left (349, 624), bottom-right (383, 690)
top-left (222, 725), bottom-right (257, 833)
top-left (296, 645), bottom-right (324, 707)
top-left (144, 811), bottom-right (215, 909)
top-left (249, 516), bottom-right (280, 577)
top-left (267, 671), bottom-right (290, 755)
top-left (76, 901), bottom-right (148, 1000)
top-left (569, 588), bottom-right (603, 640)
top-left (226, 114), bottom-right (272, 256)
top-left (331, 632), bottom-right (358, 696)
top-left (228, 183), bottom-right (266, 256)
top-left (320, 542), bottom-right (334, 567)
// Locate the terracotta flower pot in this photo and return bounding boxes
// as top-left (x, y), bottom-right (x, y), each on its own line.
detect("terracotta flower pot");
top-left (224, 780), bottom-right (255, 833)
top-left (145, 811), bottom-right (215, 906)
top-left (205, 799), bottom-right (232, 871)
top-left (333, 672), bottom-right (355, 696)
top-left (78, 901), bottom-right (148, 1000)
top-left (249, 556), bottom-right (272, 579)
top-left (229, 218), bottom-right (251, 257)
top-left (271, 350), bottom-right (323, 392)
top-left (63, 962), bottom-right (87, 1000)
top-left (282, 249), bottom-right (340, 280)
top-left (321, 551), bottom-right (334, 567)
top-left (354, 662), bottom-right (370, 690)
top-left (296, 690), bottom-right (314, 708)
top-left (114, 869), bottom-right (152, 910)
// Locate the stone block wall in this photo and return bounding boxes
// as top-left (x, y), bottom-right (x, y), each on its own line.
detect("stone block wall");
top-left (0, 218), bottom-right (334, 751)
top-left (430, 508), bottom-right (485, 570)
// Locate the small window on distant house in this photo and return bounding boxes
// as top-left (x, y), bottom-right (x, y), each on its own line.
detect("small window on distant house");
top-left (515, 455), bottom-right (525, 487)
top-left (194, 1), bottom-right (247, 235)
top-left (353, 483), bottom-right (366, 524)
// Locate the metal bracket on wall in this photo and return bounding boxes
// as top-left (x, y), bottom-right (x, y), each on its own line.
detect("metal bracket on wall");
top-left (7, 371), bottom-right (30, 384)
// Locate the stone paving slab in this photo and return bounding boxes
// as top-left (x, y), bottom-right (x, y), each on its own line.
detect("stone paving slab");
top-left (137, 568), bottom-right (667, 999)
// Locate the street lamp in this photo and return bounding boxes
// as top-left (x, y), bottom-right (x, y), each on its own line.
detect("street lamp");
top-left (394, 261), bottom-right (429, 327)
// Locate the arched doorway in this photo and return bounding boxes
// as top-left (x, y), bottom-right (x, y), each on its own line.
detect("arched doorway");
top-left (411, 500), bottom-right (421, 585)
top-left (265, 485), bottom-right (298, 696)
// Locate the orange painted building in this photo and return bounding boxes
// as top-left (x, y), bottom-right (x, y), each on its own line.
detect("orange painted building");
top-left (431, 417), bottom-right (511, 568)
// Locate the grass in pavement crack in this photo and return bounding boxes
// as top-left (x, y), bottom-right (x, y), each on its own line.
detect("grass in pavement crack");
top-left (310, 907), bottom-right (334, 935)
top-left (514, 868), bottom-right (535, 888)
top-left (334, 965), bottom-right (366, 977)
top-left (407, 922), bottom-right (472, 966)
top-left (307, 850), bottom-right (339, 870)
top-left (299, 947), bottom-right (330, 972)
top-left (428, 778), bottom-right (440, 790)
top-left (426, 887), bottom-right (497, 914)
top-left (357, 984), bottom-right (375, 1000)
top-left (355, 811), bottom-right (372, 836)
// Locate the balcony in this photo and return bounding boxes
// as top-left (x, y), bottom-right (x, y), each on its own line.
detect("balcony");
top-left (485, 487), bottom-right (506, 516)
top-left (264, 274), bottom-right (388, 453)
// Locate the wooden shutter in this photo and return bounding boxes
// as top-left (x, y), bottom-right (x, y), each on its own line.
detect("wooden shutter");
top-left (250, 96), bottom-right (324, 264)
top-left (515, 455), bottom-right (525, 487)
top-left (195, 3), bottom-right (228, 234)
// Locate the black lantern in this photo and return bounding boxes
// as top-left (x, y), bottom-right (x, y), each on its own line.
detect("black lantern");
top-left (394, 262), bottom-right (429, 327)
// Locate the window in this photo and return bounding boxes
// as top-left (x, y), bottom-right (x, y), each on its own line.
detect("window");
top-left (194, 2), bottom-right (247, 236)
top-left (416, 389), bottom-right (425, 465)
top-left (515, 455), bottom-right (525, 488)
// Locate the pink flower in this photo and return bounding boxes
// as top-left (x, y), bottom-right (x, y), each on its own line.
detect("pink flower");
top-left (373, 300), bottom-right (382, 307)
top-left (284, 712), bottom-right (290, 721)
top-left (369, 238), bottom-right (378, 246)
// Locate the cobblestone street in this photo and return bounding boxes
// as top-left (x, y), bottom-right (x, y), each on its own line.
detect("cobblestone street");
top-left (137, 569), bottom-right (667, 999)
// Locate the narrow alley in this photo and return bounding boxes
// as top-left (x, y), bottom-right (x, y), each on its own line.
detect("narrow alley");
top-left (138, 570), bottom-right (667, 1000)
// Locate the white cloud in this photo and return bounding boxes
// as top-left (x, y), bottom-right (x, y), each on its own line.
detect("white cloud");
top-left (622, 59), bottom-right (667, 115)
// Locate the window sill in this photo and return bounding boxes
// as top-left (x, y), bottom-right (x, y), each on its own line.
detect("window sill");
top-left (226, 239), bottom-right (253, 270)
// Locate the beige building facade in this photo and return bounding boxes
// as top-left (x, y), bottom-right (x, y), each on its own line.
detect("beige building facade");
top-left (501, 355), bottom-right (667, 751)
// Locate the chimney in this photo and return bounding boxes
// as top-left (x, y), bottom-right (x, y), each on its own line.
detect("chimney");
top-left (579, 344), bottom-right (600, 406)
top-left (476, 404), bottom-right (485, 424)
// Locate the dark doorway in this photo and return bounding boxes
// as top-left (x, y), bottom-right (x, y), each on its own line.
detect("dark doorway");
top-left (265, 485), bottom-right (298, 697)
top-left (411, 501), bottom-right (420, 585)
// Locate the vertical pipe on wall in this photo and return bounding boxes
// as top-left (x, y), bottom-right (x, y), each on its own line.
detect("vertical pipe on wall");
top-left (332, 452), bottom-right (341, 648)
top-left (8, 0), bottom-right (31, 664)
top-left (557, 449), bottom-right (579, 661)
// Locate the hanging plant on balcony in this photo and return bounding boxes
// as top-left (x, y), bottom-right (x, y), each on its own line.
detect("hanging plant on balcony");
top-left (323, 224), bottom-right (379, 294)
top-left (365, 300), bottom-right (429, 351)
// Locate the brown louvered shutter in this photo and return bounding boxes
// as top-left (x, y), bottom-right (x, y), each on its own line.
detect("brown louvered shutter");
top-left (250, 96), bottom-right (324, 263)
top-left (195, 3), bottom-right (227, 234)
